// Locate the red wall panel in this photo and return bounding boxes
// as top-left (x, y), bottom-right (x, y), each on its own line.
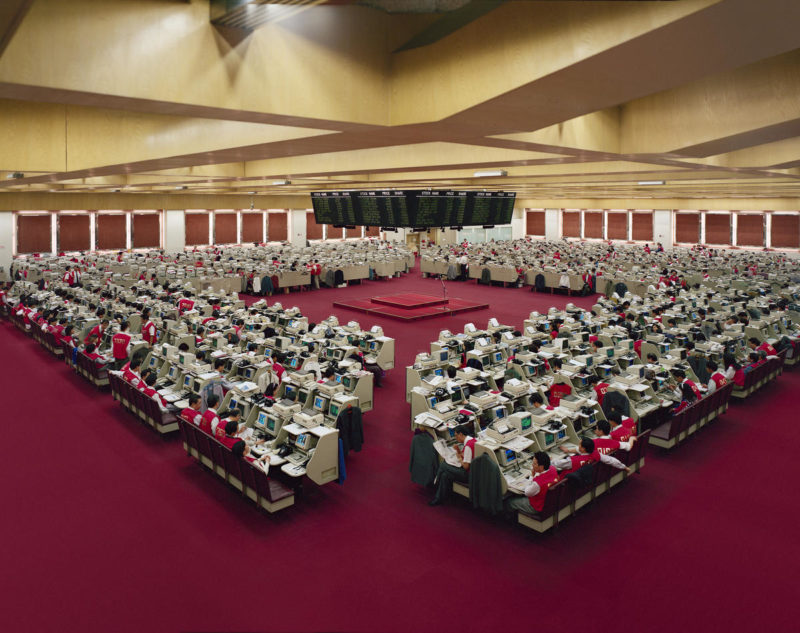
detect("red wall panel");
top-left (705, 214), bottom-right (730, 245)
top-left (526, 211), bottom-right (545, 236)
top-left (214, 213), bottom-right (237, 244)
top-left (241, 212), bottom-right (263, 243)
top-left (96, 214), bottom-right (126, 250)
top-left (185, 213), bottom-right (209, 246)
top-left (606, 213), bottom-right (627, 240)
top-left (737, 214), bottom-right (764, 247)
top-left (562, 211), bottom-right (581, 237)
top-left (17, 215), bottom-right (51, 254)
top-left (771, 214), bottom-right (800, 248)
top-left (58, 214), bottom-right (90, 252)
top-left (631, 212), bottom-right (653, 241)
top-left (675, 213), bottom-right (700, 243)
top-left (133, 214), bottom-right (159, 248)
top-left (268, 212), bottom-right (287, 242)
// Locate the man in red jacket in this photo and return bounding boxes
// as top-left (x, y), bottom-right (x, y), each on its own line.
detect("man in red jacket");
top-left (554, 437), bottom-right (628, 479)
top-left (505, 452), bottom-right (560, 515)
top-left (111, 321), bottom-right (132, 370)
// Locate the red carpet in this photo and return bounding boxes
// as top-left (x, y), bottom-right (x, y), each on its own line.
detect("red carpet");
top-left (371, 293), bottom-right (449, 308)
top-left (2, 261), bottom-right (798, 633)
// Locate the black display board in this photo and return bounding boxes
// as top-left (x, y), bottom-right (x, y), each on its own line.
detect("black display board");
top-left (311, 190), bottom-right (515, 227)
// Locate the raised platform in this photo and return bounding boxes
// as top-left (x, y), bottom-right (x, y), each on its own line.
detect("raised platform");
top-left (333, 293), bottom-right (488, 321)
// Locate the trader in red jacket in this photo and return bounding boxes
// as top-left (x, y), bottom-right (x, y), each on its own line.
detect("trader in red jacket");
top-left (505, 452), bottom-right (560, 515)
top-left (111, 321), bottom-right (132, 370)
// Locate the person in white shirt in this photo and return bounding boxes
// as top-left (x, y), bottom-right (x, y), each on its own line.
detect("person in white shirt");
top-left (429, 424), bottom-right (475, 506)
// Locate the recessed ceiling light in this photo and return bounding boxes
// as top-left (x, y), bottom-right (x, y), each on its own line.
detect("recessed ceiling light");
top-left (272, 179), bottom-right (290, 186)
top-left (473, 170), bottom-right (507, 178)
top-left (637, 180), bottom-right (665, 186)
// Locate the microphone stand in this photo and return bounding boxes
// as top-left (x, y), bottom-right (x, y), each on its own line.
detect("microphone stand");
top-left (440, 275), bottom-right (448, 302)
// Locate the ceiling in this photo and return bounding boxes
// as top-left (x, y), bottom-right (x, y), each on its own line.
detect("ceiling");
top-left (0, 0), bottom-right (799, 207)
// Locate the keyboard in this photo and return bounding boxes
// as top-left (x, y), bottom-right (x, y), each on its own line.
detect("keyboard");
top-left (286, 452), bottom-right (307, 466)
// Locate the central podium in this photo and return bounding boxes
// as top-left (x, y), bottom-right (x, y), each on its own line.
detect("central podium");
top-left (333, 292), bottom-right (488, 321)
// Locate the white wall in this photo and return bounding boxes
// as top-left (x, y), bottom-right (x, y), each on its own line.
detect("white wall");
top-left (511, 215), bottom-right (525, 239)
top-left (163, 209), bottom-right (185, 253)
top-left (0, 212), bottom-right (13, 279)
top-left (545, 209), bottom-right (560, 240)
top-left (653, 210), bottom-right (672, 250)
top-left (289, 209), bottom-right (307, 246)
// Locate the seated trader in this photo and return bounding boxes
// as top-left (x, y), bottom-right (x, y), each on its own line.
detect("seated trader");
top-left (84, 343), bottom-right (106, 364)
top-left (214, 408), bottom-right (245, 441)
top-left (705, 359), bottom-right (729, 394)
top-left (429, 424), bottom-right (475, 506)
top-left (749, 337), bottom-right (777, 357)
top-left (122, 356), bottom-right (143, 388)
top-left (606, 411), bottom-right (637, 442)
top-left (553, 437), bottom-right (629, 477)
top-left (593, 419), bottom-right (636, 454)
top-left (181, 394), bottom-right (203, 425)
top-left (139, 373), bottom-right (168, 409)
top-left (505, 451), bottom-right (559, 516)
top-left (231, 439), bottom-right (271, 469)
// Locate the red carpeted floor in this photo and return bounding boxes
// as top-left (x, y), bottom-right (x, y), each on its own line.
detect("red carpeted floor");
top-left (2, 261), bottom-right (799, 633)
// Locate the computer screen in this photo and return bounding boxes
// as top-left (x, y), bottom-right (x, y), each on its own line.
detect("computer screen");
top-left (149, 357), bottom-right (157, 367)
top-left (370, 341), bottom-right (378, 351)
top-left (586, 357), bottom-right (593, 368)
top-left (495, 406), bottom-right (506, 419)
top-left (329, 403), bottom-right (339, 417)
top-left (229, 398), bottom-right (238, 410)
top-left (296, 434), bottom-right (309, 450)
top-left (256, 411), bottom-right (267, 427)
top-left (628, 341), bottom-right (634, 350)
top-left (544, 432), bottom-right (554, 446)
top-left (428, 396), bottom-right (438, 408)
top-left (284, 384), bottom-right (296, 401)
top-left (290, 357), bottom-right (299, 368)
top-left (504, 449), bottom-right (516, 463)
top-left (493, 351), bottom-right (503, 364)
top-left (267, 417), bottom-right (276, 432)
top-left (335, 374), bottom-right (342, 383)
top-left (582, 332), bottom-right (589, 342)
top-left (557, 429), bottom-right (567, 440)
top-left (520, 415), bottom-right (532, 431)
top-left (244, 368), bottom-right (254, 378)
top-left (326, 348), bottom-right (335, 359)
top-left (342, 376), bottom-right (352, 389)
top-left (168, 366), bottom-right (177, 379)
top-left (184, 375), bottom-right (192, 388)
top-left (433, 368), bottom-right (443, 377)
top-left (313, 396), bottom-right (325, 411)
top-left (480, 356), bottom-right (489, 367)
top-left (439, 350), bottom-right (448, 362)
top-left (193, 380), bottom-right (201, 393)
top-left (334, 349), bottom-right (344, 360)
top-left (451, 390), bottom-right (463, 404)
top-left (542, 322), bottom-right (550, 331)
top-left (606, 348), bottom-right (614, 358)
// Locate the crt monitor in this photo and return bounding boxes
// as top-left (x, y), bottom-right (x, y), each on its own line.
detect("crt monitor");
top-left (427, 396), bottom-right (438, 408)
top-left (295, 434), bottom-right (309, 450)
top-left (329, 403), bottom-right (340, 418)
top-left (433, 368), bottom-right (444, 377)
top-left (335, 374), bottom-right (343, 383)
top-left (289, 357), bottom-right (299, 369)
top-left (585, 356), bottom-right (593, 368)
top-left (493, 351), bottom-right (503, 364)
top-left (370, 341), bottom-right (378, 351)
top-left (582, 332), bottom-right (589, 343)
top-left (284, 384), bottom-right (296, 401)
top-left (606, 348), bottom-right (614, 358)
top-left (450, 389), bottom-right (463, 404)
top-left (342, 376), bottom-right (353, 389)
top-left (628, 340), bottom-right (634, 350)
top-left (543, 432), bottom-right (555, 447)
top-left (266, 416), bottom-right (277, 433)
top-left (334, 348), bottom-right (344, 360)
top-left (480, 356), bottom-right (489, 368)
top-left (168, 366), bottom-right (177, 379)
top-left (520, 415), bottom-right (532, 431)
top-left (244, 367), bottom-right (254, 379)
top-left (556, 428), bottom-right (567, 440)
top-left (149, 357), bottom-right (157, 367)
top-left (313, 395), bottom-right (327, 412)
top-left (439, 350), bottom-right (448, 362)
top-left (183, 375), bottom-right (192, 389)
top-left (503, 449), bottom-right (516, 465)
top-left (256, 411), bottom-right (267, 428)
top-left (229, 398), bottom-right (238, 411)
top-left (326, 348), bottom-right (336, 359)
top-left (494, 406), bottom-right (506, 420)
top-left (193, 380), bottom-right (201, 393)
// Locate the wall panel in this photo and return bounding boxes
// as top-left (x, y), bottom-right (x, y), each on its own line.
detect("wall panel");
top-left (17, 214), bottom-right (51, 253)
top-left (96, 214), bottom-right (126, 250)
top-left (306, 212), bottom-right (323, 240)
top-left (675, 213), bottom-right (700, 243)
top-left (606, 212), bottom-right (627, 240)
top-left (631, 212), bottom-right (653, 241)
top-left (185, 212), bottom-right (209, 246)
top-left (771, 214), bottom-right (800, 248)
top-left (133, 213), bottom-right (159, 248)
top-left (526, 210), bottom-right (546, 236)
top-left (58, 214), bottom-right (90, 252)
top-left (705, 213), bottom-right (731, 245)
top-left (241, 212), bottom-right (263, 243)
top-left (737, 214), bottom-right (764, 247)
top-left (214, 212), bottom-right (237, 244)
top-left (268, 212), bottom-right (287, 242)
top-left (562, 211), bottom-right (581, 238)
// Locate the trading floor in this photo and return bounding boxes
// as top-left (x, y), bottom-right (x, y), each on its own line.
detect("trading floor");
top-left (2, 261), bottom-right (798, 633)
